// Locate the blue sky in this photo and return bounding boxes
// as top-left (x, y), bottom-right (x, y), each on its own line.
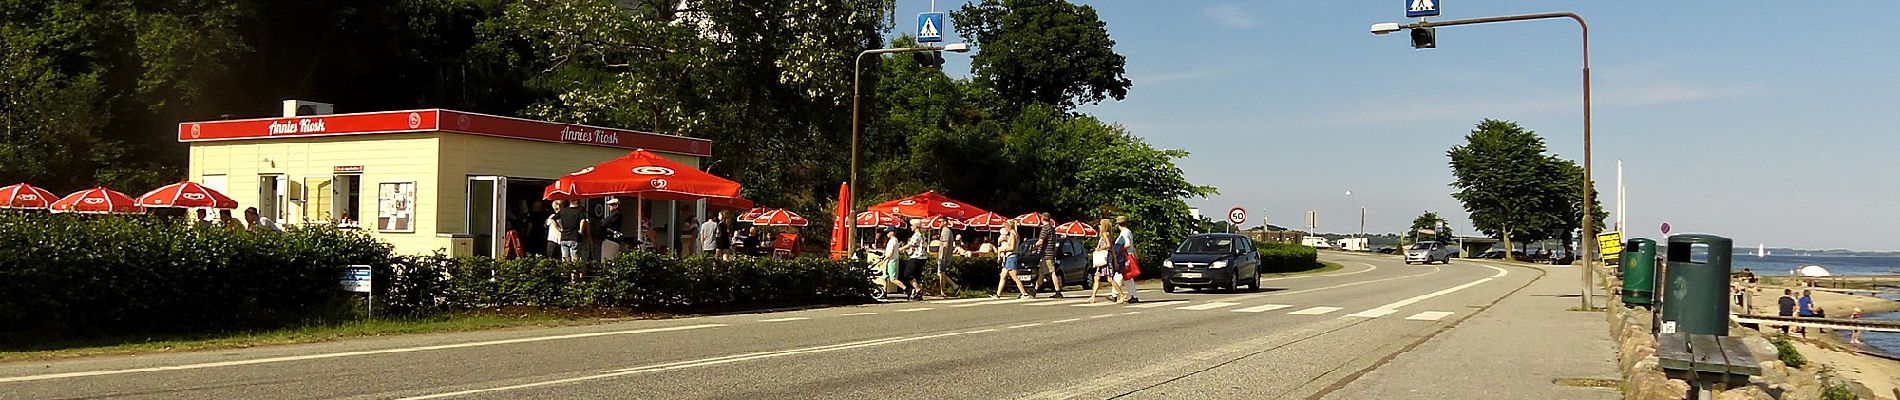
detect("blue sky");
top-left (892, 1), bottom-right (1900, 251)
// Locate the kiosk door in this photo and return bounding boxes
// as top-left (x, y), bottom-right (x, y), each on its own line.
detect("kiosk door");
top-left (467, 176), bottom-right (508, 258)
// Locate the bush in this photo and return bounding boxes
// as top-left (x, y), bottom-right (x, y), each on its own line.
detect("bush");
top-left (1769, 334), bottom-right (1806, 369)
top-left (1256, 242), bottom-right (1320, 272)
top-left (376, 252), bottom-right (875, 312)
top-left (0, 212), bottom-right (391, 343)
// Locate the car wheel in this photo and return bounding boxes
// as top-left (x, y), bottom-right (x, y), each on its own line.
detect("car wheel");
top-left (1229, 274), bottom-right (1240, 293)
top-left (1248, 270), bottom-right (1261, 290)
top-left (1162, 282), bottom-right (1176, 293)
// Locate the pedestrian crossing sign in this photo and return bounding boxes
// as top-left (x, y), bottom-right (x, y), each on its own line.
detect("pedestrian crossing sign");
top-left (918, 12), bottom-right (945, 43)
top-left (1406, 0), bottom-right (1440, 18)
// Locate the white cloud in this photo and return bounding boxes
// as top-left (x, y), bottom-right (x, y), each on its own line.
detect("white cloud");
top-left (1203, 4), bottom-right (1255, 29)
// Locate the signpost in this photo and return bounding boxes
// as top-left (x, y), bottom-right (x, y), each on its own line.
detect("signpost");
top-left (341, 265), bottom-right (373, 316)
top-left (1660, 222), bottom-right (1672, 235)
top-left (1227, 207), bottom-right (1247, 233)
top-left (917, 12), bottom-right (945, 43)
top-left (1406, 0), bottom-right (1440, 18)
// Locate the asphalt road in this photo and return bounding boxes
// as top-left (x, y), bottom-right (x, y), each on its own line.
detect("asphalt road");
top-left (0, 252), bottom-right (1545, 399)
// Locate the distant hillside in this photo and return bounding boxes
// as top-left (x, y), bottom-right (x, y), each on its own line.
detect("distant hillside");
top-left (1733, 247), bottom-right (1900, 257)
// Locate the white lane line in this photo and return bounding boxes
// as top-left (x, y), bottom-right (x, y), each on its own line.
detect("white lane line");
top-left (1089, 314), bottom-right (1116, 319)
top-left (0, 324), bottom-right (728, 384)
top-left (1231, 304), bottom-right (1293, 313)
top-left (1346, 309), bottom-right (1397, 318)
top-left (1008, 323), bottom-right (1044, 329)
top-left (951, 298), bottom-right (1050, 307)
top-left (1353, 263), bottom-right (1509, 317)
top-left (895, 307), bottom-right (934, 312)
top-left (839, 312), bottom-right (877, 316)
top-left (1177, 302), bottom-right (1240, 311)
top-left (966, 328), bottom-right (1000, 334)
top-left (759, 317), bottom-right (809, 322)
top-left (935, 298), bottom-right (995, 304)
top-left (1051, 318), bottom-right (1082, 323)
top-left (1405, 311), bottom-right (1454, 321)
top-left (1122, 311), bottom-right (1141, 315)
top-left (1072, 301), bottom-right (1119, 307)
top-left (1288, 306), bottom-right (1343, 315)
top-left (1032, 299), bottom-right (1090, 306)
top-left (1127, 301), bottom-right (1178, 309)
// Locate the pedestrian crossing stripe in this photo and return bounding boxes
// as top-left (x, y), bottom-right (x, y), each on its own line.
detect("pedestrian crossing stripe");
top-left (1127, 301), bottom-right (1177, 309)
top-left (759, 317), bottom-right (809, 322)
top-left (1177, 302), bottom-right (1240, 311)
top-left (895, 307), bottom-right (934, 312)
top-left (1032, 299), bottom-right (1090, 306)
top-left (953, 298), bottom-right (1047, 307)
top-left (1405, 311), bottom-right (1453, 321)
top-left (1346, 309), bottom-right (1397, 318)
top-left (1232, 304), bottom-right (1293, 313)
top-left (1288, 306), bottom-right (1343, 315)
top-left (1072, 301), bottom-right (1119, 307)
top-left (935, 298), bottom-right (994, 304)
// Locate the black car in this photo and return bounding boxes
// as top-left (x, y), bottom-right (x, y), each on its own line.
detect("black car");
top-left (1478, 249), bottom-right (1530, 260)
top-left (1015, 237), bottom-right (1094, 292)
top-left (1161, 234), bottom-right (1262, 293)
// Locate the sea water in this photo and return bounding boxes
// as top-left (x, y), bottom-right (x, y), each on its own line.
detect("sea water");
top-left (1722, 255), bottom-right (1900, 355)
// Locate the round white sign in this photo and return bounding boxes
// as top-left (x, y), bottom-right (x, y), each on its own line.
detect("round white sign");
top-left (1228, 207), bottom-right (1247, 225)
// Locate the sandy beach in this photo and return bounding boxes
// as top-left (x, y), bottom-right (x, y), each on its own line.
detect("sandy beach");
top-left (1741, 282), bottom-right (1900, 398)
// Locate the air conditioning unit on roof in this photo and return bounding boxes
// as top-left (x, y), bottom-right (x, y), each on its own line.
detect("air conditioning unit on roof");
top-left (282, 100), bottom-right (335, 118)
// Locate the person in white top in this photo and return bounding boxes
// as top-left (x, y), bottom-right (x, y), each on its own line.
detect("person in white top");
top-left (545, 202), bottom-right (563, 257)
top-left (878, 229), bottom-right (908, 298)
top-left (698, 215), bottom-right (719, 256)
top-left (1113, 216), bottom-right (1139, 304)
top-left (992, 220), bottom-right (1030, 298)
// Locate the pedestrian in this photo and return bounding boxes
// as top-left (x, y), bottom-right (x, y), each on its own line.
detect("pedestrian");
top-left (1088, 218), bottom-right (1124, 303)
top-left (1030, 212), bottom-right (1065, 298)
top-left (555, 200), bottom-right (586, 260)
top-left (937, 222), bottom-right (956, 295)
top-left (698, 215), bottom-right (719, 257)
top-left (1741, 268), bottom-right (1759, 294)
top-left (1776, 289), bottom-right (1796, 334)
top-left (1849, 307), bottom-right (1864, 344)
top-left (600, 198), bottom-right (628, 260)
top-left (899, 219), bottom-right (930, 300)
top-left (879, 228), bottom-right (909, 298)
top-left (544, 201), bottom-right (564, 257)
top-left (731, 225), bottom-right (753, 257)
top-left (242, 207), bottom-right (281, 232)
top-left (993, 219), bottom-right (1030, 298)
top-left (1112, 216), bottom-right (1140, 304)
top-left (713, 211), bottom-right (732, 259)
top-left (193, 209), bottom-right (210, 227)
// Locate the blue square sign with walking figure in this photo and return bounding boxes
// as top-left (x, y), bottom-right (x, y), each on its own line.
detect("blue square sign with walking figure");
top-left (1406, 0), bottom-right (1440, 18)
top-left (918, 12), bottom-right (945, 43)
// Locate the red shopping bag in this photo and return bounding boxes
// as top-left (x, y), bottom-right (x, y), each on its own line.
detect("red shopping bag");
top-left (1124, 250), bottom-right (1141, 279)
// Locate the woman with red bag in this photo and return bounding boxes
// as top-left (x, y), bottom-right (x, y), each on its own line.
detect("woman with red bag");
top-left (1111, 216), bottom-right (1141, 304)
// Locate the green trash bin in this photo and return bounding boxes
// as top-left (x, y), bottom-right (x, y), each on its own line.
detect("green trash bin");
top-left (1620, 238), bottom-right (1659, 307)
top-left (1659, 234), bottom-right (1733, 336)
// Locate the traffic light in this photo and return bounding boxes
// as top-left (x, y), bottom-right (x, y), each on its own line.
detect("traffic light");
top-left (911, 51), bottom-right (944, 68)
top-left (1410, 26), bottom-right (1436, 49)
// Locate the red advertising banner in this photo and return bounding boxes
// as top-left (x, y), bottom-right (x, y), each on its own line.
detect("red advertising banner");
top-left (179, 109), bottom-right (712, 157)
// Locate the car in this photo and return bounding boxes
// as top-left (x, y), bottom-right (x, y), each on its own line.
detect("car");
top-left (1015, 236), bottom-right (1094, 292)
top-left (1161, 234), bottom-right (1262, 293)
top-left (1477, 249), bottom-right (1530, 260)
top-left (1404, 241), bottom-right (1455, 264)
top-left (1375, 246), bottom-right (1399, 254)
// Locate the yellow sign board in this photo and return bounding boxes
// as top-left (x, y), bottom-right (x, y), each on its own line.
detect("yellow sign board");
top-left (1597, 231), bottom-right (1624, 261)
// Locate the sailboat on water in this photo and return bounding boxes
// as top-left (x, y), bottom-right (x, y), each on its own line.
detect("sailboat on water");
top-left (1756, 243), bottom-right (1770, 258)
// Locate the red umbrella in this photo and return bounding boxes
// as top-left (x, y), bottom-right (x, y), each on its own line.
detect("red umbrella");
top-left (853, 211), bottom-right (900, 228)
top-left (752, 208), bottom-right (809, 227)
top-left (50, 187), bottom-right (143, 214)
top-left (0, 183), bottom-right (58, 210)
top-left (137, 181), bottom-right (238, 209)
top-left (868, 191), bottom-right (988, 219)
top-left (1054, 221), bottom-right (1098, 237)
top-left (544, 150), bottom-right (742, 201)
top-left (922, 215), bottom-right (967, 230)
top-left (830, 182), bottom-right (850, 260)
top-left (1013, 212), bottom-right (1050, 227)
top-left (737, 207), bottom-right (773, 221)
top-left (962, 212), bottom-right (1010, 231)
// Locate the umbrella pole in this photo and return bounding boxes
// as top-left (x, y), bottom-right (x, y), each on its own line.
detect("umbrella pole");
top-left (634, 195), bottom-right (644, 253)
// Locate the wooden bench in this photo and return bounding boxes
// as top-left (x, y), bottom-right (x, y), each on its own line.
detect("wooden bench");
top-left (1656, 333), bottom-right (1761, 398)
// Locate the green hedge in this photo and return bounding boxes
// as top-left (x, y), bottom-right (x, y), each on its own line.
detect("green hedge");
top-left (1256, 242), bottom-right (1320, 272)
top-left (0, 212), bottom-right (875, 343)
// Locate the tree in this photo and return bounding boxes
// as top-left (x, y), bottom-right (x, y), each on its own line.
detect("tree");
top-left (951, 0), bottom-right (1131, 111)
top-left (1447, 119), bottom-right (1567, 261)
top-left (1549, 156), bottom-right (1607, 260)
top-left (1409, 211), bottom-right (1450, 243)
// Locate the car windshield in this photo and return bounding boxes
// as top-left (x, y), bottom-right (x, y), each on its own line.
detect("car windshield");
top-left (1177, 237), bottom-right (1235, 254)
top-left (1409, 243), bottom-right (1436, 250)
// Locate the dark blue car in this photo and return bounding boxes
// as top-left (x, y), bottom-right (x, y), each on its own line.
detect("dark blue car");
top-left (1161, 234), bottom-right (1262, 293)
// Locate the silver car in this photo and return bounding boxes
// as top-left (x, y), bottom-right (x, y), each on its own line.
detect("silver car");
top-left (1405, 241), bottom-right (1454, 264)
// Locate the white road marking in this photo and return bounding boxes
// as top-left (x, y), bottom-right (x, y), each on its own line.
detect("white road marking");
top-left (1122, 311), bottom-right (1140, 315)
top-left (1032, 299), bottom-right (1090, 306)
top-left (952, 298), bottom-right (1049, 307)
top-left (839, 312), bottom-right (877, 316)
top-left (1089, 314), bottom-right (1116, 319)
top-left (966, 329), bottom-right (1000, 334)
top-left (1072, 301), bottom-right (1119, 307)
top-left (1346, 309), bottom-right (1397, 318)
top-left (1225, 265), bottom-right (1443, 301)
top-left (934, 298), bottom-right (995, 304)
top-left (1405, 311), bottom-right (1454, 321)
top-left (0, 324), bottom-right (728, 384)
top-left (1352, 263), bottom-right (1508, 317)
top-left (759, 317), bottom-right (809, 322)
top-left (1231, 304), bottom-right (1293, 313)
top-left (895, 307), bottom-right (934, 312)
top-left (1262, 262), bottom-right (1379, 282)
top-left (1177, 302), bottom-right (1241, 311)
top-left (1127, 301), bottom-right (1178, 309)
top-left (1008, 323), bottom-right (1044, 329)
top-left (1288, 306), bottom-right (1343, 315)
top-left (1051, 318), bottom-right (1081, 323)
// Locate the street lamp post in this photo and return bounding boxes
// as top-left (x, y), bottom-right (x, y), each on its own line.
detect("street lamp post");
top-left (846, 43), bottom-right (971, 257)
top-left (1371, 12), bottom-right (1595, 309)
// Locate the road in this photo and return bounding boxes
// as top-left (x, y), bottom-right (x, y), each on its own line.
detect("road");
top-left (0, 252), bottom-right (1582, 399)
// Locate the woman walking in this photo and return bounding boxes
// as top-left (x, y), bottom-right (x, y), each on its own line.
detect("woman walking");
top-left (1087, 218), bottom-right (1124, 303)
top-left (1111, 216), bottom-right (1140, 304)
top-left (993, 220), bottom-right (1031, 298)
top-left (876, 228), bottom-right (908, 299)
top-left (899, 219), bottom-right (931, 300)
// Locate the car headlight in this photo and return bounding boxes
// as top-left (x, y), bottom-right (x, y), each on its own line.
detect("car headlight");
top-left (1211, 260), bottom-right (1228, 269)
top-left (1163, 260), bottom-right (1174, 268)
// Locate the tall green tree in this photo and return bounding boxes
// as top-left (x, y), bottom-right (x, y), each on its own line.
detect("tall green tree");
top-left (1447, 119), bottom-right (1566, 261)
top-left (951, 0), bottom-right (1130, 111)
top-left (1409, 211), bottom-right (1450, 243)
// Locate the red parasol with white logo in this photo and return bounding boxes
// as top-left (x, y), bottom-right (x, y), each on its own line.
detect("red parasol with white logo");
top-left (854, 210), bottom-right (900, 228)
top-left (751, 208), bottom-right (809, 227)
top-left (0, 183), bottom-right (59, 210)
top-left (736, 207), bottom-right (773, 221)
top-left (922, 215), bottom-right (968, 230)
top-left (962, 212), bottom-right (1010, 231)
top-left (543, 149), bottom-right (742, 201)
top-left (1054, 221), bottom-right (1098, 237)
top-left (50, 187), bottom-right (143, 214)
top-left (1012, 212), bottom-right (1051, 227)
top-left (867, 191), bottom-right (988, 219)
top-left (137, 181), bottom-right (239, 209)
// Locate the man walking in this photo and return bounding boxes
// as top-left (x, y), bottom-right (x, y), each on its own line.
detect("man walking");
top-left (698, 214), bottom-right (719, 257)
top-left (555, 200), bottom-right (586, 260)
top-left (1031, 212), bottom-right (1065, 298)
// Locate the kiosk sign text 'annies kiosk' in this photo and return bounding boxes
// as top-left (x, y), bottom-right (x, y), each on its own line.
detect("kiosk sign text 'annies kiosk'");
top-left (179, 109), bottom-right (713, 157)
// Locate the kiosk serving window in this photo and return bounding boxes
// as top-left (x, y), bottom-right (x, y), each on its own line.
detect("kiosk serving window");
top-left (377, 182), bottom-right (415, 232)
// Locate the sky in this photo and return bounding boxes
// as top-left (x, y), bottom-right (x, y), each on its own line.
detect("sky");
top-left (891, 1), bottom-right (1900, 251)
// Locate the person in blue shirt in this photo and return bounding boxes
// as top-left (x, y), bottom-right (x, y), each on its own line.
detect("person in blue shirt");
top-left (1795, 290), bottom-right (1818, 336)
